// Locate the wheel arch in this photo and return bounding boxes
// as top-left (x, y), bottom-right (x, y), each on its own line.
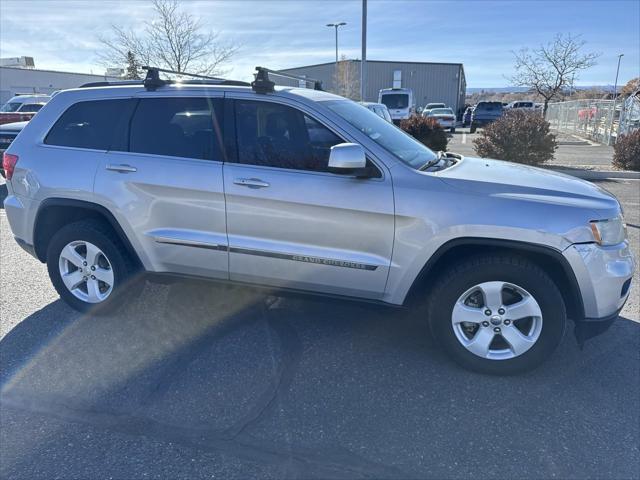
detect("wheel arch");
top-left (404, 237), bottom-right (585, 321)
top-left (33, 198), bottom-right (143, 269)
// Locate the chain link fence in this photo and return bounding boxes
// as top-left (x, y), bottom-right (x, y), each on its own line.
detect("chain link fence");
top-left (546, 95), bottom-right (640, 145)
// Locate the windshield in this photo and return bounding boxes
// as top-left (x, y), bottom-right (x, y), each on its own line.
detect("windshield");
top-left (324, 100), bottom-right (437, 169)
top-left (380, 94), bottom-right (409, 109)
top-left (0, 102), bottom-right (22, 113)
top-left (426, 104), bottom-right (445, 109)
top-left (430, 108), bottom-right (454, 115)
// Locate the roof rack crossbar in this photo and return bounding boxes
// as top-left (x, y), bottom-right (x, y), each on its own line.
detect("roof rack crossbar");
top-left (141, 65), bottom-right (249, 90)
top-left (251, 67), bottom-right (323, 94)
top-left (141, 65), bottom-right (226, 81)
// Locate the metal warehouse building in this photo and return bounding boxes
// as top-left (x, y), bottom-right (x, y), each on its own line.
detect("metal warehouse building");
top-left (279, 60), bottom-right (466, 114)
top-left (0, 66), bottom-right (120, 104)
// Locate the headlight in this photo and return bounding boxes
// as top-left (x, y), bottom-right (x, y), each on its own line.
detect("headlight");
top-left (590, 216), bottom-right (626, 246)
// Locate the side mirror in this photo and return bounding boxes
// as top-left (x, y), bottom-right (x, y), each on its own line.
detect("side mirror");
top-left (328, 143), bottom-right (366, 170)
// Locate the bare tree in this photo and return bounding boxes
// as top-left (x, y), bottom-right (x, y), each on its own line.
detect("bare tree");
top-left (333, 56), bottom-right (360, 100)
top-left (510, 34), bottom-right (600, 116)
top-left (98, 0), bottom-right (238, 76)
top-left (621, 77), bottom-right (640, 96)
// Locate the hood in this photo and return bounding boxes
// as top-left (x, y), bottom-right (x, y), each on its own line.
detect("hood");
top-left (437, 156), bottom-right (620, 216)
top-left (0, 121), bottom-right (28, 132)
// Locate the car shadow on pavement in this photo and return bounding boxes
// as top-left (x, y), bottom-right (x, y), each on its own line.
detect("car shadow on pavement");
top-left (1, 279), bottom-right (639, 479)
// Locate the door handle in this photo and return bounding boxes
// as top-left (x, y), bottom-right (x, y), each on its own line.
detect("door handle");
top-left (106, 164), bottom-right (137, 173)
top-left (233, 178), bottom-right (270, 188)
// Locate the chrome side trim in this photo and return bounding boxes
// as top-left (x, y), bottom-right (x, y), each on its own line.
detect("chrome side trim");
top-left (152, 236), bottom-right (227, 251)
top-left (229, 247), bottom-right (378, 270)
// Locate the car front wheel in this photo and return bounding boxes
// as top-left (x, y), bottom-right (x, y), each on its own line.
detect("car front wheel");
top-left (428, 255), bottom-right (566, 375)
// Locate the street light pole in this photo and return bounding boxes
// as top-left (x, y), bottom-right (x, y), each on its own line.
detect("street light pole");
top-left (326, 22), bottom-right (346, 91)
top-left (608, 53), bottom-right (624, 145)
top-left (361, 0), bottom-right (367, 101)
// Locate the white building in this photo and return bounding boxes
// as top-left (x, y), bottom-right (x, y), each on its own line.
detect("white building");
top-left (0, 66), bottom-right (121, 104)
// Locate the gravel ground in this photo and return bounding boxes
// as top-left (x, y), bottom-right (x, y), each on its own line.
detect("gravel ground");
top-left (1, 176), bottom-right (638, 479)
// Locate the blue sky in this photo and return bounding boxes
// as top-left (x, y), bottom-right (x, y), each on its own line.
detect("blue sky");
top-left (1, 0), bottom-right (638, 88)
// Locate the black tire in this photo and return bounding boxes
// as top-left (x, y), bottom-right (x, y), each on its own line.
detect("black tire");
top-left (47, 219), bottom-right (139, 315)
top-left (427, 255), bottom-right (566, 375)
top-left (469, 124), bottom-right (477, 133)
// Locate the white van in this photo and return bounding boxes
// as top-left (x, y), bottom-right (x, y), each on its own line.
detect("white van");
top-left (378, 88), bottom-right (413, 124)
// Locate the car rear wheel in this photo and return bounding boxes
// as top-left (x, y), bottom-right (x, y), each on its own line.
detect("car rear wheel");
top-left (428, 254), bottom-right (566, 375)
top-left (47, 219), bottom-right (139, 314)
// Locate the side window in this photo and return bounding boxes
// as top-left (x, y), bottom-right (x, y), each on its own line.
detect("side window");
top-left (234, 100), bottom-right (343, 172)
top-left (19, 104), bottom-right (43, 112)
top-left (129, 97), bottom-right (223, 160)
top-left (45, 99), bottom-right (132, 150)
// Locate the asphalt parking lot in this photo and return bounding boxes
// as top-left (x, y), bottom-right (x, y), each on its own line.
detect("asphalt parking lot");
top-left (1, 176), bottom-right (639, 479)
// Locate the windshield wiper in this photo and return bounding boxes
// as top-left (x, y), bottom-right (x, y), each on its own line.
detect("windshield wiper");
top-left (419, 151), bottom-right (445, 171)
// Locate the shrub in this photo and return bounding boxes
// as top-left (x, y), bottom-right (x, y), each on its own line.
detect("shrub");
top-left (613, 130), bottom-right (640, 171)
top-left (400, 115), bottom-right (448, 152)
top-left (473, 110), bottom-right (557, 165)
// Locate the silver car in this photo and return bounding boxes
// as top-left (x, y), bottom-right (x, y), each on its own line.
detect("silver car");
top-left (3, 73), bottom-right (635, 374)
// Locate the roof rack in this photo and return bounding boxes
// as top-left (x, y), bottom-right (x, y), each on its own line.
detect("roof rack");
top-left (251, 67), bottom-right (323, 94)
top-left (79, 66), bottom-right (250, 90)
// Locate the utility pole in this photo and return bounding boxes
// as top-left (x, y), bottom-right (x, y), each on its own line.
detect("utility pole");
top-left (326, 22), bottom-right (346, 91)
top-left (360, 0), bottom-right (367, 102)
top-left (608, 53), bottom-right (624, 145)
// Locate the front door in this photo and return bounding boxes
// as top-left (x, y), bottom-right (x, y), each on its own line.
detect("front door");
top-left (223, 97), bottom-right (395, 299)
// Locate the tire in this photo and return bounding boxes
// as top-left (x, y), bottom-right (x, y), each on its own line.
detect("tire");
top-left (427, 254), bottom-right (566, 375)
top-left (47, 219), bottom-right (139, 315)
top-left (469, 124), bottom-right (477, 133)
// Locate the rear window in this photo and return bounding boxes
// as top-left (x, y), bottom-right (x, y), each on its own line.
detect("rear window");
top-left (129, 97), bottom-right (223, 160)
top-left (430, 108), bottom-right (454, 115)
top-left (380, 94), bottom-right (409, 109)
top-left (45, 99), bottom-right (133, 150)
top-left (475, 102), bottom-right (503, 112)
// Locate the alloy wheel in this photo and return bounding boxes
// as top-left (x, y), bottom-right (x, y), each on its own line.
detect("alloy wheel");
top-left (58, 240), bottom-right (114, 303)
top-left (451, 281), bottom-right (543, 360)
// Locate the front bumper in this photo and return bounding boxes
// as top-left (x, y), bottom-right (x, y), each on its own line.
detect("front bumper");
top-left (563, 241), bottom-right (635, 320)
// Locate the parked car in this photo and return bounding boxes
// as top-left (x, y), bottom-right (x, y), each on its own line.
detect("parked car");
top-left (423, 102), bottom-right (446, 114)
top-left (462, 106), bottom-right (474, 127)
top-left (424, 107), bottom-right (456, 132)
top-left (3, 68), bottom-right (634, 375)
top-left (470, 101), bottom-right (503, 132)
top-left (378, 88), bottom-right (414, 124)
top-left (0, 94), bottom-right (51, 125)
top-left (0, 121), bottom-right (27, 177)
top-left (361, 102), bottom-right (393, 122)
top-left (506, 101), bottom-right (535, 110)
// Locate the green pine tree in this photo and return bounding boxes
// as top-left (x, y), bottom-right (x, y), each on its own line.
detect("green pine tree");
top-left (125, 51), bottom-right (141, 80)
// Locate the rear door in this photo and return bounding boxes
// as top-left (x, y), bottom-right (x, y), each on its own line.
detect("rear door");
top-left (94, 93), bottom-right (228, 279)
top-left (222, 96), bottom-right (395, 299)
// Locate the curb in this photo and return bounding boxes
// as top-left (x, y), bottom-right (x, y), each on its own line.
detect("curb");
top-left (547, 167), bottom-right (640, 180)
top-left (557, 140), bottom-right (590, 146)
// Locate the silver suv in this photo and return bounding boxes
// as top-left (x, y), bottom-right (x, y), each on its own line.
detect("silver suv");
top-left (3, 68), bottom-right (635, 374)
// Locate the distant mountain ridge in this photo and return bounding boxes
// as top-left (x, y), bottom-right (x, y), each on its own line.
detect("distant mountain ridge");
top-left (467, 85), bottom-right (616, 93)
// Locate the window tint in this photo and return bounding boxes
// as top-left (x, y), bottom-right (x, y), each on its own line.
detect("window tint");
top-left (380, 94), bottom-right (409, 109)
top-left (46, 99), bottom-right (132, 150)
top-left (129, 97), bottom-right (223, 160)
top-left (18, 103), bottom-right (44, 112)
top-left (235, 100), bottom-right (342, 172)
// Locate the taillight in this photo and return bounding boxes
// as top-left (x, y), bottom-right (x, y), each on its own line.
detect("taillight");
top-left (2, 153), bottom-right (18, 180)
